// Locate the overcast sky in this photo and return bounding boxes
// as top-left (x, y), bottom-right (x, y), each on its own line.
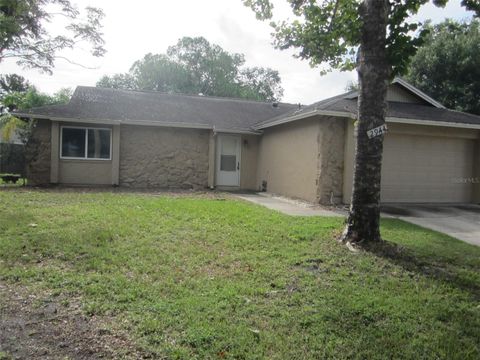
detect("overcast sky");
top-left (1, 0), bottom-right (474, 104)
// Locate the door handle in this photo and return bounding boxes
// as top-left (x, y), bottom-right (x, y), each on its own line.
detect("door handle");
top-left (237, 162), bottom-right (240, 170)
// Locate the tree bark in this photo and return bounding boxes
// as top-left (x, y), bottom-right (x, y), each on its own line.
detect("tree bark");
top-left (341, 0), bottom-right (390, 245)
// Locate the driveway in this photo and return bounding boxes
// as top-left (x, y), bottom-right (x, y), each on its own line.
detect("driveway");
top-left (381, 204), bottom-right (480, 247)
top-left (236, 194), bottom-right (480, 246)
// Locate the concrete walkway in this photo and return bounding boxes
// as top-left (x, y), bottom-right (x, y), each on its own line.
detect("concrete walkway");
top-left (235, 193), bottom-right (345, 217)
top-left (381, 204), bottom-right (480, 247)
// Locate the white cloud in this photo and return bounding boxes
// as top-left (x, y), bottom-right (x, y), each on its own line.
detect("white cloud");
top-left (1, 0), bottom-right (474, 104)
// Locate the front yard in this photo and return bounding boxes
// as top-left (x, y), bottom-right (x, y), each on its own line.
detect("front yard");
top-left (0, 190), bottom-right (479, 359)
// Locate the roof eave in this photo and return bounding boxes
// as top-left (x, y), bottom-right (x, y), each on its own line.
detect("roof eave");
top-left (254, 110), bottom-right (355, 129)
top-left (13, 113), bottom-right (263, 134)
top-left (14, 113), bottom-right (122, 125)
top-left (213, 127), bottom-right (262, 135)
top-left (255, 109), bottom-right (480, 130)
top-left (386, 116), bottom-right (480, 129)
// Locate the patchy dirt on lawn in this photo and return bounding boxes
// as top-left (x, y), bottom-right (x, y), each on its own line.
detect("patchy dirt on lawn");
top-left (0, 282), bottom-right (148, 360)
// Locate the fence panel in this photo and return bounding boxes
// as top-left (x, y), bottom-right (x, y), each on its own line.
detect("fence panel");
top-left (0, 143), bottom-right (25, 175)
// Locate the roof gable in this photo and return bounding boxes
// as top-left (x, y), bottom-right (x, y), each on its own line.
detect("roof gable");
top-left (386, 83), bottom-right (426, 104)
top-left (345, 77), bottom-right (445, 108)
top-left (255, 79), bottom-right (479, 130)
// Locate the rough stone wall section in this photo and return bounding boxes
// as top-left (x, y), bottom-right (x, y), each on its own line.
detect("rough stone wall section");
top-left (26, 119), bottom-right (51, 186)
top-left (316, 117), bottom-right (346, 205)
top-left (119, 125), bottom-right (210, 189)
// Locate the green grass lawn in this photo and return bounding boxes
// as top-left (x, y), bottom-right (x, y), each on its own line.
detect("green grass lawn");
top-left (0, 190), bottom-right (479, 359)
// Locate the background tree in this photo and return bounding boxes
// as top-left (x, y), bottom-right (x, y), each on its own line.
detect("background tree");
top-left (406, 19), bottom-right (480, 115)
top-left (244, 0), bottom-right (479, 247)
top-left (129, 54), bottom-right (194, 94)
top-left (344, 80), bottom-right (359, 92)
top-left (97, 36), bottom-right (284, 102)
top-left (0, 86), bottom-right (71, 180)
top-left (0, 74), bottom-right (31, 98)
top-left (239, 67), bottom-right (283, 102)
top-left (96, 73), bottom-right (137, 91)
top-left (0, 87), bottom-right (72, 143)
top-left (0, 0), bottom-right (106, 73)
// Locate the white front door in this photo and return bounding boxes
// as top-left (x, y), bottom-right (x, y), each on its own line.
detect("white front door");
top-left (216, 134), bottom-right (241, 187)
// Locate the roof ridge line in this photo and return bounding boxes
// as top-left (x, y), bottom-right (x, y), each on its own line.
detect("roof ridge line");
top-left (82, 86), bottom-right (298, 106)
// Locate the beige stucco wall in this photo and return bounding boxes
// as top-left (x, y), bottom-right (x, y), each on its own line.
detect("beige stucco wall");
top-left (57, 122), bottom-right (114, 185)
top-left (256, 116), bottom-right (347, 204)
top-left (343, 121), bottom-right (480, 203)
top-left (26, 119), bottom-right (51, 186)
top-left (343, 119), bottom-right (356, 204)
top-left (473, 139), bottom-right (480, 203)
top-left (240, 135), bottom-right (259, 190)
top-left (119, 125), bottom-right (209, 188)
top-left (256, 117), bottom-right (321, 202)
top-left (58, 160), bottom-right (112, 185)
top-left (387, 84), bottom-right (424, 104)
top-left (256, 118), bottom-right (320, 202)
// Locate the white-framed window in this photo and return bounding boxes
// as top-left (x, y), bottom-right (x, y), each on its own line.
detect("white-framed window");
top-left (60, 126), bottom-right (112, 160)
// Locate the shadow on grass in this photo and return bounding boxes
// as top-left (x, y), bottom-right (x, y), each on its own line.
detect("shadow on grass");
top-left (362, 239), bottom-right (480, 300)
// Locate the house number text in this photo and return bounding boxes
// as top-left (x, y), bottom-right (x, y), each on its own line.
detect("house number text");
top-left (367, 124), bottom-right (388, 139)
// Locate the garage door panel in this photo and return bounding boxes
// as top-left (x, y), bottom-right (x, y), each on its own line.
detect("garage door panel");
top-left (381, 134), bottom-right (474, 203)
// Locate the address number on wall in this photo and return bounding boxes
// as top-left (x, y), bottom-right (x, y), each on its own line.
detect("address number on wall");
top-left (367, 124), bottom-right (388, 139)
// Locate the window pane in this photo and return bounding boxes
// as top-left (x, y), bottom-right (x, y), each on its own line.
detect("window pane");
top-left (221, 138), bottom-right (237, 155)
top-left (220, 155), bottom-right (236, 171)
top-left (62, 128), bottom-right (86, 158)
top-left (87, 129), bottom-right (111, 159)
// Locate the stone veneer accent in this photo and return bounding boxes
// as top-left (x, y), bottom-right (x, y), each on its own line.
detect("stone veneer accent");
top-left (119, 125), bottom-right (210, 188)
top-left (26, 119), bottom-right (51, 185)
top-left (316, 117), bottom-right (346, 205)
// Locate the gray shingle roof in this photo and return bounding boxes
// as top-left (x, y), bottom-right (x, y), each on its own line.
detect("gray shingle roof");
top-left (256, 93), bottom-right (480, 129)
top-left (16, 83), bottom-right (480, 132)
top-left (16, 86), bottom-right (298, 133)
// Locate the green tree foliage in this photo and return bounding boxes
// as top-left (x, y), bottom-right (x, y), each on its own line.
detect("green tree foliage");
top-left (97, 37), bottom-right (284, 102)
top-left (0, 74), bottom-right (31, 97)
top-left (244, 0), bottom-right (477, 245)
top-left (243, 0), bottom-right (480, 76)
top-left (239, 67), bottom-right (283, 102)
top-left (130, 54), bottom-right (194, 94)
top-left (1, 87), bottom-right (71, 112)
top-left (0, 0), bottom-right (106, 73)
top-left (406, 19), bottom-right (480, 115)
top-left (0, 87), bottom-right (71, 143)
top-left (96, 73), bottom-right (137, 91)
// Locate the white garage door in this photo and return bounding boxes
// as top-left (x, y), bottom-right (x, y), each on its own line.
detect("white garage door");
top-left (381, 133), bottom-right (475, 203)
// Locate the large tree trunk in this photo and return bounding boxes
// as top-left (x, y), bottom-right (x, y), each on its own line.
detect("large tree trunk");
top-left (341, 0), bottom-right (390, 246)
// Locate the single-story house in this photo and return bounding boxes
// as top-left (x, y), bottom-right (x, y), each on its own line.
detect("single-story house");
top-left (16, 78), bottom-right (480, 204)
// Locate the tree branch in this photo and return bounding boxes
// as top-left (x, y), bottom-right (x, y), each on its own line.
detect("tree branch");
top-left (54, 56), bottom-right (99, 69)
top-left (328, 0), bottom-right (341, 32)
